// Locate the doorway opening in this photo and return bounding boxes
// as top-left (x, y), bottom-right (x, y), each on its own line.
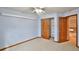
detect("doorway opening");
top-left (41, 18), bottom-right (54, 39)
top-left (59, 14), bottom-right (78, 47)
top-left (67, 14), bottom-right (78, 47)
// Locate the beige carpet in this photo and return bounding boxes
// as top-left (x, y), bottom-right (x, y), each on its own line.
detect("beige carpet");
top-left (5, 38), bottom-right (79, 51)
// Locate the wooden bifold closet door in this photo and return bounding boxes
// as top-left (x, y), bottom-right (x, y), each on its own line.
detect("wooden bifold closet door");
top-left (59, 17), bottom-right (68, 42)
top-left (41, 18), bottom-right (51, 39)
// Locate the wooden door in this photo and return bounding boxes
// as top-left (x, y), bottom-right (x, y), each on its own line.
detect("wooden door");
top-left (59, 17), bottom-right (68, 42)
top-left (41, 18), bottom-right (51, 39)
top-left (67, 15), bottom-right (77, 47)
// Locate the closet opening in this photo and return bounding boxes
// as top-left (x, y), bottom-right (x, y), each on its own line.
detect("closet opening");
top-left (41, 18), bottom-right (54, 39)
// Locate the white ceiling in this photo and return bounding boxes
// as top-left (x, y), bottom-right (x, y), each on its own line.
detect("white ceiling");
top-left (2, 7), bottom-right (78, 14)
top-left (44, 7), bottom-right (78, 13)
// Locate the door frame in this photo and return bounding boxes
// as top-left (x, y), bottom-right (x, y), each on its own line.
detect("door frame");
top-left (67, 14), bottom-right (78, 47)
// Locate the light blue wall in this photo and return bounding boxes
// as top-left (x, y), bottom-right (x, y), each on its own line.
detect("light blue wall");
top-left (38, 16), bottom-right (42, 37)
top-left (0, 31), bottom-right (5, 48)
top-left (0, 8), bottom-right (38, 48)
top-left (0, 15), bottom-right (38, 48)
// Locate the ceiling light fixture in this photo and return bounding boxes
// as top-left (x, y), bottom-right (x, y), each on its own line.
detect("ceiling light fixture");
top-left (32, 7), bottom-right (45, 15)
